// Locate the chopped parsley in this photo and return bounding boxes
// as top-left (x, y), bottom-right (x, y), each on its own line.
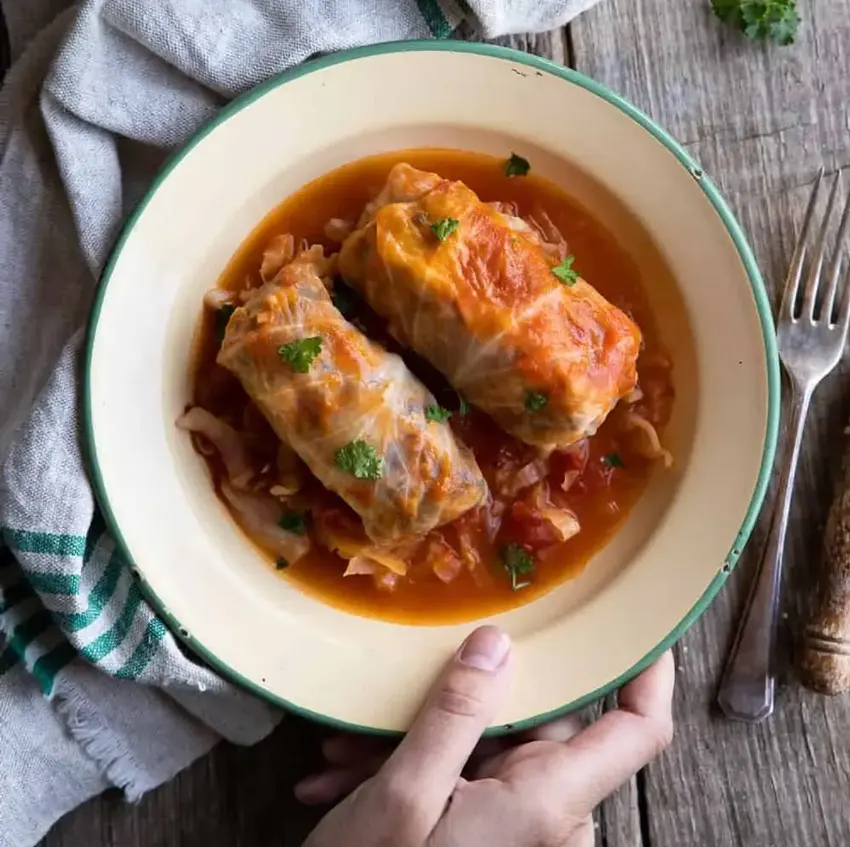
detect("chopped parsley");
top-left (431, 217), bottom-right (460, 242)
top-left (425, 404), bottom-right (452, 423)
top-left (500, 544), bottom-right (535, 590)
top-left (277, 336), bottom-right (322, 373)
top-left (504, 153), bottom-right (531, 177)
top-left (275, 557), bottom-right (289, 570)
top-left (711, 0), bottom-right (798, 46)
top-left (457, 394), bottom-right (471, 417)
top-left (334, 440), bottom-right (383, 480)
top-left (215, 304), bottom-right (237, 345)
top-left (525, 391), bottom-right (548, 412)
top-left (552, 255), bottom-right (580, 286)
top-left (603, 452), bottom-right (625, 468)
top-left (279, 511), bottom-right (306, 535)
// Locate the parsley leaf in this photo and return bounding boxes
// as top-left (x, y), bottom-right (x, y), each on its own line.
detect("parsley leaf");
top-left (431, 218), bottom-right (460, 242)
top-left (525, 391), bottom-right (548, 412)
top-left (275, 557), bottom-right (289, 570)
top-left (278, 336), bottom-right (322, 374)
top-left (279, 511), bottom-right (306, 535)
top-left (500, 544), bottom-right (535, 590)
top-left (711, 0), bottom-right (798, 45)
top-left (552, 255), bottom-right (580, 286)
top-left (603, 452), bottom-right (625, 468)
top-left (505, 153), bottom-right (531, 177)
top-left (216, 304), bottom-right (237, 345)
top-left (457, 395), bottom-right (471, 417)
top-left (335, 440), bottom-right (383, 480)
top-left (425, 404), bottom-right (452, 423)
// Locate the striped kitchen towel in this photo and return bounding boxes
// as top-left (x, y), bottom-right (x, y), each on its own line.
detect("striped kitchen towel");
top-left (0, 0), bottom-right (598, 844)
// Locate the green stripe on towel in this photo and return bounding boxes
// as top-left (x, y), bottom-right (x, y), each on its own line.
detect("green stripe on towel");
top-left (2, 528), bottom-right (86, 558)
top-left (115, 617), bottom-right (167, 680)
top-left (415, 0), bottom-right (452, 37)
top-left (32, 641), bottom-right (77, 694)
top-left (55, 550), bottom-right (123, 632)
top-left (27, 571), bottom-right (81, 595)
top-left (80, 584), bottom-right (142, 664)
top-left (9, 609), bottom-right (55, 657)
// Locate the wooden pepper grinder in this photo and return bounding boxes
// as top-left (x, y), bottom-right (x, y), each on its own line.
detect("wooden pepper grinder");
top-left (800, 427), bottom-right (850, 694)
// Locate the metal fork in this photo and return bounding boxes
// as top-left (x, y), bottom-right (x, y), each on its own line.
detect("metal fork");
top-left (717, 168), bottom-right (850, 723)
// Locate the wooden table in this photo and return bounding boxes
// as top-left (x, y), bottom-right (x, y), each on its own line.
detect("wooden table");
top-left (39, 1), bottom-right (850, 845)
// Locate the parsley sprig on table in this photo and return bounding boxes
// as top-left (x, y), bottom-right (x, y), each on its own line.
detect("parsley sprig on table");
top-left (710, 0), bottom-right (799, 46)
top-left (335, 440), bottom-right (383, 480)
top-left (500, 544), bottom-right (535, 591)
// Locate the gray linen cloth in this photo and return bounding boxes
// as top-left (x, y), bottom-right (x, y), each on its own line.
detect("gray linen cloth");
top-left (0, 1), bottom-right (597, 844)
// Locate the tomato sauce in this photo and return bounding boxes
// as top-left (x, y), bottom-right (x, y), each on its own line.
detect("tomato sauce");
top-left (191, 149), bottom-right (674, 624)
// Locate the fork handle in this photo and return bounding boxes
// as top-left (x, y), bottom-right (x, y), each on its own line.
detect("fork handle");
top-left (799, 422), bottom-right (850, 694)
top-left (717, 383), bottom-right (812, 722)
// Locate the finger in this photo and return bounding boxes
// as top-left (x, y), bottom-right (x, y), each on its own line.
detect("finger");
top-left (472, 713), bottom-right (586, 779)
top-left (322, 734), bottom-right (389, 767)
top-left (295, 755), bottom-right (387, 805)
top-left (532, 651), bottom-right (675, 810)
top-left (523, 713), bottom-right (585, 743)
top-left (378, 626), bottom-right (511, 816)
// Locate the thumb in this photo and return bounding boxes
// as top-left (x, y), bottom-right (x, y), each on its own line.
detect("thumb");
top-left (379, 626), bottom-right (511, 817)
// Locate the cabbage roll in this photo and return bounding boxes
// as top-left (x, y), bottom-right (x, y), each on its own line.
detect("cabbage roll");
top-left (217, 248), bottom-right (487, 545)
top-left (338, 164), bottom-right (642, 451)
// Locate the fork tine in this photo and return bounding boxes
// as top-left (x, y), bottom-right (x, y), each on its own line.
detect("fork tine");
top-left (801, 170), bottom-right (842, 321)
top-left (836, 265), bottom-right (850, 335)
top-left (822, 172), bottom-right (850, 325)
top-left (782, 167), bottom-right (824, 320)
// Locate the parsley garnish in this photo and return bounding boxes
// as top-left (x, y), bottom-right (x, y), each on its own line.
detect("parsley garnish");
top-left (552, 255), bottom-right (580, 286)
top-left (504, 153), bottom-right (531, 177)
top-left (500, 544), bottom-right (535, 590)
top-left (279, 511), bottom-right (306, 535)
top-left (525, 391), bottom-right (548, 412)
top-left (711, 0), bottom-right (798, 45)
top-left (275, 557), bottom-right (289, 570)
top-left (216, 304), bottom-right (236, 345)
top-left (278, 336), bottom-right (322, 373)
top-left (457, 395), bottom-right (471, 416)
top-left (603, 452), bottom-right (625, 468)
top-left (431, 218), bottom-right (460, 242)
top-left (425, 404), bottom-right (452, 423)
top-left (335, 440), bottom-right (383, 480)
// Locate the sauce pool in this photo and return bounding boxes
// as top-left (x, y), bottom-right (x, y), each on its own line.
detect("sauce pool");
top-left (191, 149), bottom-right (673, 624)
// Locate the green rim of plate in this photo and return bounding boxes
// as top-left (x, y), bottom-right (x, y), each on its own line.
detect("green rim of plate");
top-left (83, 39), bottom-right (781, 737)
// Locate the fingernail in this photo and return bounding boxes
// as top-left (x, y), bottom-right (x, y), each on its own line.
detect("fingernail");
top-left (458, 626), bottom-right (510, 671)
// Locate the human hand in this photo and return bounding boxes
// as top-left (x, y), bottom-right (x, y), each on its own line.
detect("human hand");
top-left (297, 626), bottom-right (675, 847)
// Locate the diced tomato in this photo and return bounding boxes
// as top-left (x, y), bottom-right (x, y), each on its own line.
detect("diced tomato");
top-left (499, 500), bottom-right (562, 552)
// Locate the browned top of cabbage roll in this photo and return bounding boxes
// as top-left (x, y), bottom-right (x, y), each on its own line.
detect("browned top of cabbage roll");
top-left (217, 248), bottom-right (487, 545)
top-left (338, 163), bottom-right (642, 451)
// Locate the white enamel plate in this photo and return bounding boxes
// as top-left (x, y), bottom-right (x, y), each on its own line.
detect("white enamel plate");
top-left (85, 42), bottom-right (779, 733)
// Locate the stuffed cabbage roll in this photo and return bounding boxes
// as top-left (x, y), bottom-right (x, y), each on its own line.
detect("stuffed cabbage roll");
top-left (338, 163), bottom-right (642, 451)
top-left (217, 247), bottom-right (487, 545)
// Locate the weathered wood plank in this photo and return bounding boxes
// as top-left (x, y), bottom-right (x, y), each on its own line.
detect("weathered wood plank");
top-left (570, 1), bottom-right (850, 845)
